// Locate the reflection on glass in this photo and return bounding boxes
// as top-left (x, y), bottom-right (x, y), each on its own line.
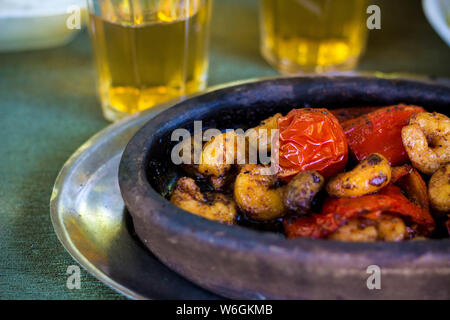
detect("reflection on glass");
top-left (260, 0), bottom-right (368, 74)
top-left (87, 0), bottom-right (212, 121)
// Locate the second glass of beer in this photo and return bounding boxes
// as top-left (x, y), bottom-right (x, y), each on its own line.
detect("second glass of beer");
top-left (87, 0), bottom-right (212, 121)
top-left (260, 0), bottom-right (368, 74)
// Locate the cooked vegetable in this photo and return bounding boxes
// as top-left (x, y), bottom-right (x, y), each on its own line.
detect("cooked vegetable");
top-left (234, 164), bottom-right (285, 221)
top-left (170, 177), bottom-right (237, 225)
top-left (428, 164), bottom-right (450, 212)
top-left (446, 216), bottom-right (450, 236)
top-left (277, 108), bottom-right (348, 181)
top-left (331, 106), bottom-right (380, 123)
top-left (284, 185), bottom-right (435, 239)
top-left (172, 104), bottom-right (449, 241)
top-left (342, 105), bottom-right (426, 166)
top-left (284, 171), bottom-right (324, 214)
top-left (326, 153), bottom-right (391, 197)
top-left (401, 112), bottom-right (450, 175)
top-left (396, 167), bottom-right (430, 211)
top-left (391, 164), bottom-right (413, 183)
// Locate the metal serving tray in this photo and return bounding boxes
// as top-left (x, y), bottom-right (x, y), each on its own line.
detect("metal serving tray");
top-left (49, 98), bottom-right (221, 299)
top-left (50, 75), bottom-right (449, 299)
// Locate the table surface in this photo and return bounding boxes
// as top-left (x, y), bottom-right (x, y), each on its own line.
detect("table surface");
top-left (1, 0), bottom-right (449, 299)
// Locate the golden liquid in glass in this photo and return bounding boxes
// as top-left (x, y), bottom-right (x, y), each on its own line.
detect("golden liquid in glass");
top-left (260, 0), bottom-right (368, 73)
top-left (88, 0), bottom-right (211, 120)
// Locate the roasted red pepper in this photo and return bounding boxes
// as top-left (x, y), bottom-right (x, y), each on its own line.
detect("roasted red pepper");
top-left (391, 164), bottom-right (413, 183)
top-left (377, 185), bottom-right (434, 230)
top-left (395, 167), bottom-right (430, 211)
top-left (331, 106), bottom-right (380, 123)
top-left (284, 185), bottom-right (435, 239)
top-left (341, 105), bottom-right (426, 166)
top-left (277, 108), bottom-right (348, 180)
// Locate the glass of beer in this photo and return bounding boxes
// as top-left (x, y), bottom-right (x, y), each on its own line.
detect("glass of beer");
top-left (87, 0), bottom-right (212, 121)
top-left (259, 0), bottom-right (368, 74)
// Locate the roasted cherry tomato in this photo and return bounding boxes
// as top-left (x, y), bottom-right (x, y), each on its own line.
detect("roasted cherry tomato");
top-left (341, 105), bottom-right (426, 166)
top-left (284, 185), bottom-right (435, 239)
top-left (277, 108), bottom-right (348, 180)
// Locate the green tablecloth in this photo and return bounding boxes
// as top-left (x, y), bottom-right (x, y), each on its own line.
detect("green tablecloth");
top-left (1, 0), bottom-right (449, 299)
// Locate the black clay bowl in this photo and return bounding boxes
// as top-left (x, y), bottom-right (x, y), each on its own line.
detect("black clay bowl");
top-left (119, 76), bottom-right (450, 299)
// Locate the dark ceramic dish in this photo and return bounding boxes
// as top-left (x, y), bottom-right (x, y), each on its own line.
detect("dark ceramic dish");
top-left (119, 76), bottom-right (450, 299)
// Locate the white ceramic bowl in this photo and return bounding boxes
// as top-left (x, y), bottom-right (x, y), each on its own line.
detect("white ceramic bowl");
top-left (0, 0), bottom-right (86, 52)
top-left (423, 0), bottom-right (450, 47)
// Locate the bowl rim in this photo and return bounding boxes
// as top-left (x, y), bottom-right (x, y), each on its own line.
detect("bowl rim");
top-left (119, 75), bottom-right (450, 263)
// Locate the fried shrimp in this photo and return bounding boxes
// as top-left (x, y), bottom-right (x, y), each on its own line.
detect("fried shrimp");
top-left (329, 214), bottom-right (407, 242)
top-left (328, 219), bottom-right (378, 242)
top-left (177, 137), bottom-right (204, 178)
top-left (248, 113), bottom-right (282, 152)
top-left (428, 164), bottom-right (450, 212)
top-left (402, 124), bottom-right (441, 175)
top-left (377, 215), bottom-right (408, 241)
top-left (198, 131), bottom-right (238, 177)
top-left (234, 164), bottom-right (285, 221)
top-left (196, 115), bottom-right (282, 190)
top-left (198, 131), bottom-right (246, 190)
top-left (409, 112), bottom-right (450, 138)
top-left (402, 112), bottom-right (450, 175)
top-left (433, 135), bottom-right (450, 162)
top-left (170, 177), bottom-right (237, 225)
top-left (326, 153), bottom-right (391, 198)
top-left (284, 171), bottom-right (324, 214)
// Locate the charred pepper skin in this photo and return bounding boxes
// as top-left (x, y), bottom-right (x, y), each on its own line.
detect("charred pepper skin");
top-left (341, 105), bottom-right (426, 166)
top-left (284, 185), bottom-right (435, 239)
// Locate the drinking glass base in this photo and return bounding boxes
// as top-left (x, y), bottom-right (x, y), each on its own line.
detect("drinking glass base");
top-left (261, 45), bottom-right (360, 75)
